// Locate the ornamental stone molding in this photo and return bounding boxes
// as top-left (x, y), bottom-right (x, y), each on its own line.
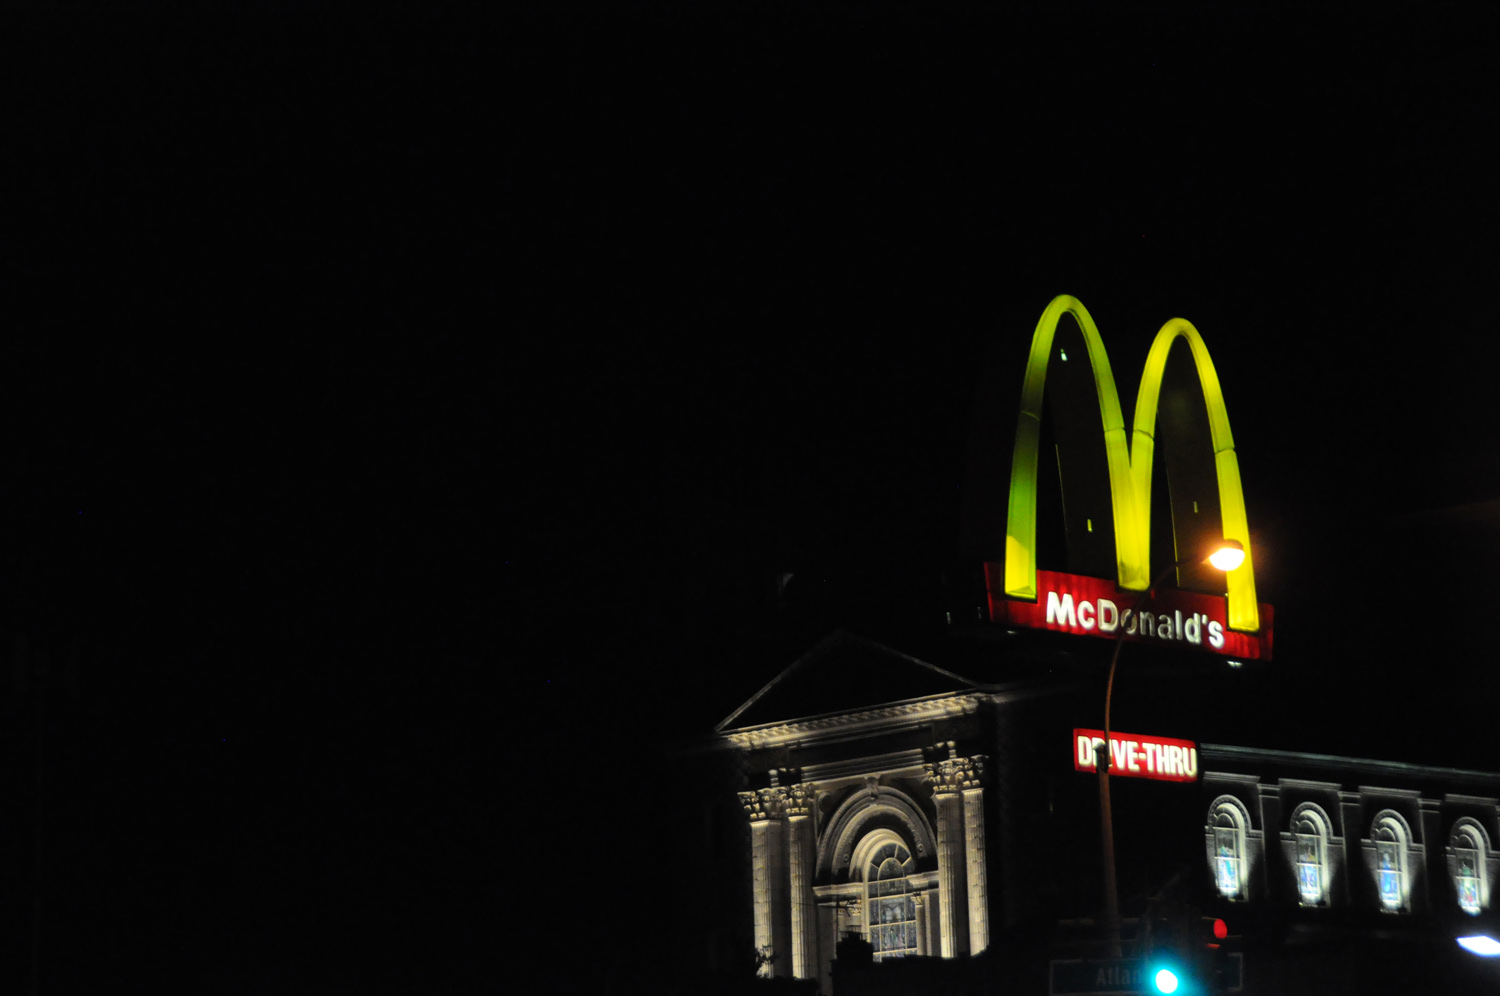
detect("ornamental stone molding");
top-left (817, 783), bottom-right (936, 880)
top-left (926, 755), bottom-right (988, 795)
top-left (740, 787), bottom-right (789, 822)
top-left (785, 782), bottom-right (817, 817)
top-left (724, 694), bottom-right (986, 751)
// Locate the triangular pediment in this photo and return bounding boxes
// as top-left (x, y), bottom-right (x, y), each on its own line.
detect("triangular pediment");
top-left (715, 630), bottom-right (982, 733)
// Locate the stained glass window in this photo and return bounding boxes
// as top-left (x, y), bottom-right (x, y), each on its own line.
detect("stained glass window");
top-left (1290, 807), bottom-right (1331, 907)
top-left (1377, 837), bottom-right (1403, 911)
top-left (1458, 852), bottom-right (1481, 914)
top-left (1296, 831), bottom-right (1322, 905)
top-left (1451, 823), bottom-right (1487, 916)
top-left (865, 841), bottom-right (917, 961)
top-left (1214, 825), bottom-right (1241, 898)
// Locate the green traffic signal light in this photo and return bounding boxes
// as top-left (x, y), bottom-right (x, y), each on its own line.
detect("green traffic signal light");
top-left (1152, 967), bottom-right (1181, 994)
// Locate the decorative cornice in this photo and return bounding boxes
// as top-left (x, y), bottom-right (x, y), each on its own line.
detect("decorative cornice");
top-left (1202, 743), bottom-right (1500, 788)
top-left (800, 748), bottom-right (927, 784)
top-left (1359, 786), bottom-right (1425, 801)
top-left (814, 881), bottom-right (863, 901)
top-left (724, 693), bottom-right (985, 750)
top-left (1445, 793), bottom-right (1500, 809)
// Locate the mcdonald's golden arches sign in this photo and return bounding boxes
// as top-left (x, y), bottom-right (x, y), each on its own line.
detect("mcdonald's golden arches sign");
top-left (985, 295), bottom-right (1274, 660)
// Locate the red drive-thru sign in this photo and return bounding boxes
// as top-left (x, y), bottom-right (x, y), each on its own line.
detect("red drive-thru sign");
top-left (986, 566), bottom-right (1274, 661)
top-left (1073, 728), bottom-right (1199, 782)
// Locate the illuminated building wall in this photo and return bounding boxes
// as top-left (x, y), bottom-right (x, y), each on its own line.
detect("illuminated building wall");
top-left (713, 633), bottom-right (1500, 993)
top-left (715, 631), bottom-right (1054, 991)
top-left (1195, 745), bottom-right (1500, 922)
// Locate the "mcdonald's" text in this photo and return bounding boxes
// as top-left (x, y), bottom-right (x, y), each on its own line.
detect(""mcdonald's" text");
top-left (1044, 590), bottom-right (1226, 649)
top-left (986, 567), bottom-right (1274, 660)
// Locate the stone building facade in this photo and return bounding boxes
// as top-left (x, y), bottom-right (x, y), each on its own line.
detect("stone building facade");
top-left (713, 631), bottom-right (1500, 994)
top-left (717, 631), bottom-right (1074, 992)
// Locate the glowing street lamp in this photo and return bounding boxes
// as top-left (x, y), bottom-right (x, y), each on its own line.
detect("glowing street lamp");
top-left (1206, 539), bottom-right (1246, 573)
top-left (1098, 539), bottom-right (1247, 957)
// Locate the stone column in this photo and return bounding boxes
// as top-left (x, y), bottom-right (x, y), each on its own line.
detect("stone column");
top-left (1258, 783), bottom-right (1285, 905)
top-left (817, 902), bottom-right (837, 996)
top-left (740, 785), bottom-right (790, 977)
top-left (785, 782), bottom-right (820, 980)
top-left (926, 747), bottom-right (972, 958)
top-left (836, 897), bottom-right (859, 946)
top-left (959, 757), bottom-right (990, 954)
top-left (1419, 797), bottom-right (1443, 914)
top-left (1339, 791), bottom-right (1364, 908)
top-left (924, 891), bottom-right (937, 955)
top-left (912, 894), bottom-right (928, 956)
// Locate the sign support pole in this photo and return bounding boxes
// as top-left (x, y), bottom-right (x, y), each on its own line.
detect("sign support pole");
top-left (1097, 739), bottom-right (1121, 958)
top-left (1099, 562), bottom-right (1186, 958)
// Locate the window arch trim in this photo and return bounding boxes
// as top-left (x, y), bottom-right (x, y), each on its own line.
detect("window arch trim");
top-left (818, 785), bottom-right (935, 882)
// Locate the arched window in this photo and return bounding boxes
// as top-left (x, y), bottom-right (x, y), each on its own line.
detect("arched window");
top-left (1207, 797), bottom-right (1250, 900)
top-left (855, 832), bottom-right (918, 961)
top-left (1290, 803), bottom-right (1333, 906)
top-left (1449, 820), bottom-right (1491, 916)
top-left (1371, 811), bottom-right (1412, 912)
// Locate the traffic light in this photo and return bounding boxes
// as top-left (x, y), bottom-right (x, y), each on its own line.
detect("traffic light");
top-left (1144, 911), bottom-right (1190, 994)
top-left (1146, 908), bottom-right (1235, 994)
top-left (1197, 916), bottom-right (1235, 993)
top-left (1150, 965), bottom-right (1182, 994)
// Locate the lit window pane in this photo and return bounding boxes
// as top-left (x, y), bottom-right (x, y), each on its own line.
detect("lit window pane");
top-left (1296, 832), bottom-right (1323, 904)
top-left (864, 843), bottom-right (918, 960)
top-left (1378, 841), bottom-right (1403, 909)
top-left (1459, 850), bottom-right (1481, 914)
top-left (1214, 826), bottom-right (1241, 897)
top-left (1298, 862), bottom-right (1321, 903)
top-left (1216, 856), bottom-right (1239, 895)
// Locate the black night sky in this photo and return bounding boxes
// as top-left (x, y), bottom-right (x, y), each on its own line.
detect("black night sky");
top-left (9, 2), bottom-right (1500, 993)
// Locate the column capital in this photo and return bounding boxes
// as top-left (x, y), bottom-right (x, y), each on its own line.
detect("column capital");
top-left (785, 782), bottom-right (818, 818)
top-left (925, 754), bottom-right (988, 795)
top-left (740, 786), bottom-right (789, 822)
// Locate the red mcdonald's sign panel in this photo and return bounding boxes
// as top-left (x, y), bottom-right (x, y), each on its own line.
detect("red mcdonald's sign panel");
top-left (987, 566), bottom-right (1274, 660)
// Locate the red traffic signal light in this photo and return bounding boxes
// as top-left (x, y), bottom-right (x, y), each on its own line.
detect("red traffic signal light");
top-left (1199, 918), bottom-right (1236, 992)
top-left (1200, 916), bottom-right (1228, 947)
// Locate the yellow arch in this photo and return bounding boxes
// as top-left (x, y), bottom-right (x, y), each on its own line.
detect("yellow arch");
top-left (1003, 295), bottom-right (1260, 632)
top-left (1003, 296), bottom-right (1143, 595)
